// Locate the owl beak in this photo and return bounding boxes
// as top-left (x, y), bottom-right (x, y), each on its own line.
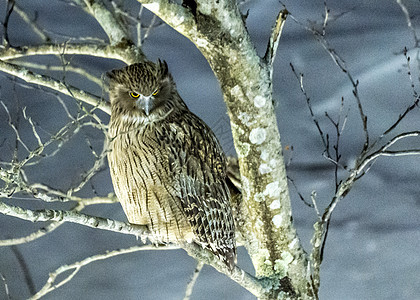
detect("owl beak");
top-left (137, 95), bottom-right (154, 116)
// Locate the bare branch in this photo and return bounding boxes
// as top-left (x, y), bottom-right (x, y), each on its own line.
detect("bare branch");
top-left (0, 59), bottom-right (110, 114)
top-left (0, 43), bottom-right (135, 64)
top-left (0, 201), bottom-right (149, 238)
top-left (356, 131), bottom-right (420, 176)
top-left (290, 63), bottom-right (328, 150)
top-left (0, 273), bottom-right (10, 300)
top-left (396, 0), bottom-right (419, 47)
top-left (30, 244), bottom-right (179, 300)
top-left (0, 200), bottom-right (271, 298)
top-left (13, 4), bottom-right (50, 42)
top-left (14, 61), bottom-right (102, 87)
top-left (183, 261), bottom-right (204, 300)
top-left (289, 7), bottom-right (370, 154)
top-left (0, 221), bottom-right (63, 246)
top-left (264, 9), bottom-right (288, 74)
top-left (82, 0), bottom-right (142, 58)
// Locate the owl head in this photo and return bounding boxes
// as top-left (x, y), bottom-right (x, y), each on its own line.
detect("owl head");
top-left (107, 60), bottom-right (178, 118)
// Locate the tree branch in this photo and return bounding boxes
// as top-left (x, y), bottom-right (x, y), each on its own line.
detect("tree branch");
top-left (0, 43), bottom-right (136, 64)
top-left (0, 200), bottom-right (273, 298)
top-left (30, 244), bottom-right (179, 300)
top-left (0, 201), bottom-right (148, 237)
top-left (264, 9), bottom-right (288, 74)
top-left (183, 261), bottom-right (203, 300)
top-left (83, 0), bottom-right (131, 45)
top-left (0, 59), bottom-right (110, 114)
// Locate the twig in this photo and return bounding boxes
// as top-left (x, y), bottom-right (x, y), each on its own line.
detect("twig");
top-left (11, 244), bottom-right (36, 295)
top-left (396, 0), bottom-right (419, 48)
top-left (0, 221), bottom-right (62, 246)
top-left (183, 261), bottom-right (204, 300)
top-left (0, 273), bottom-right (10, 300)
top-left (0, 59), bottom-right (110, 114)
top-left (264, 9), bottom-right (288, 75)
top-left (14, 61), bottom-right (102, 87)
top-left (290, 63), bottom-right (328, 151)
top-left (30, 244), bottom-right (179, 300)
top-left (13, 4), bottom-right (50, 42)
top-left (289, 6), bottom-right (370, 155)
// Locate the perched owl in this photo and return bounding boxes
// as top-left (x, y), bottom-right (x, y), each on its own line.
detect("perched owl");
top-left (107, 60), bottom-right (236, 271)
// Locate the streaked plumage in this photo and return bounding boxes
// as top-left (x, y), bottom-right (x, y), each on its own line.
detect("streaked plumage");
top-left (107, 60), bottom-right (236, 270)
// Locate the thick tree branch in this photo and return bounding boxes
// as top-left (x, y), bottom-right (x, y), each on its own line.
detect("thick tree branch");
top-left (83, 0), bottom-right (130, 45)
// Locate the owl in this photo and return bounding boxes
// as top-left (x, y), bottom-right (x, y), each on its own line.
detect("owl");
top-left (107, 60), bottom-right (236, 271)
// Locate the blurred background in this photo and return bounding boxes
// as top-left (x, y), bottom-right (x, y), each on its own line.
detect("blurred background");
top-left (0, 0), bottom-right (419, 299)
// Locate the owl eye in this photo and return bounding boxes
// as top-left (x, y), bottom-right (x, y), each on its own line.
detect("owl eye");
top-left (152, 89), bottom-right (159, 96)
top-left (130, 92), bottom-right (140, 98)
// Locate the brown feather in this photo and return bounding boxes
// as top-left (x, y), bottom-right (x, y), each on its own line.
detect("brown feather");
top-left (107, 61), bottom-right (236, 271)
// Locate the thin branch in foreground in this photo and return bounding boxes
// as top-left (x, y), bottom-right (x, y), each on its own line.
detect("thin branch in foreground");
top-left (0, 273), bottom-right (10, 300)
top-left (10, 244), bottom-right (36, 295)
top-left (13, 4), bottom-right (50, 42)
top-left (29, 244), bottom-right (179, 300)
top-left (183, 261), bottom-right (204, 300)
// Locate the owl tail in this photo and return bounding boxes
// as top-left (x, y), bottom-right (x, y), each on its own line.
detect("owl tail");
top-left (213, 243), bottom-right (236, 273)
top-left (223, 247), bottom-right (237, 273)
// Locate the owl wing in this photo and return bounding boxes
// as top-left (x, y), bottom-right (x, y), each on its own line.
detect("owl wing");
top-left (165, 112), bottom-right (236, 270)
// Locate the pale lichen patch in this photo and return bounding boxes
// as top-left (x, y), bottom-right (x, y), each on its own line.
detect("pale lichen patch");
top-left (288, 237), bottom-right (299, 250)
top-left (254, 95), bottom-right (266, 108)
top-left (269, 199), bottom-right (280, 210)
top-left (258, 163), bottom-right (272, 174)
top-left (260, 149), bottom-right (269, 161)
top-left (263, 181), bottom-right (280, 198)
top-left (143, 3), bottom-right (159, 12)
top-left (196, 38), bottom-right (208, 47)
top-left (272, 214), bottom-right (282, 228)
top-left (255, 218), bottom-right (264, 228)
top-left (274, 251), bottom-right (294, 277)
top-left (249, 128), bottom-right (266, 145)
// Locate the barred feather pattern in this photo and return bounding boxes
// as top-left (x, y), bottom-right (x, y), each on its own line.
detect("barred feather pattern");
top-left (107, 61), bottom-right (236, 270)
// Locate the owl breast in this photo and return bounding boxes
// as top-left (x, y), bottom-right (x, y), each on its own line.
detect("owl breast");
top-left (108, 118), bottom-right (194, 243)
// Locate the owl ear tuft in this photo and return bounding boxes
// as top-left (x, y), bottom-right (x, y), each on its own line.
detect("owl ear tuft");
top-left (157, 59), bottom-right (169, 78)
